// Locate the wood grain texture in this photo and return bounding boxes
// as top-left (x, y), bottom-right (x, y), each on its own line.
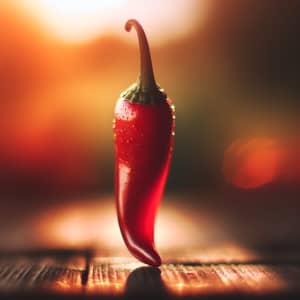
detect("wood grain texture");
top-left (0, 249), bottom-right (299, 299)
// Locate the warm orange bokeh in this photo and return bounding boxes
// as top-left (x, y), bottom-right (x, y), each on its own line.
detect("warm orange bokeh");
top-left (1, 1), bottom-right (299, 195)
top-left (0, 1), bottom-right (207, 194)
top-left (223, 138), bottom-right (283, 189)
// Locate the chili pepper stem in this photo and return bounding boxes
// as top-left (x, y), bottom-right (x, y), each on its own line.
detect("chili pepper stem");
top-left (125, 19), bottom-right (156, 91)
top-left (122, 20), bottom-right (166, 104)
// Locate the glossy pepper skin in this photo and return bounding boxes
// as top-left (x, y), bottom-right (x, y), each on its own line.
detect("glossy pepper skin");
top-left (114, 20), bottom-right (175, 266)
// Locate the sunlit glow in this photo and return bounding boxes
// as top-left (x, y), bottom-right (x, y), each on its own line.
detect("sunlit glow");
top-left (17, 0), bottom-right (206, 44)
top-left (223, 138), bottom-right (283, 189)
top-left (35, 196), bottom-right (199, 252)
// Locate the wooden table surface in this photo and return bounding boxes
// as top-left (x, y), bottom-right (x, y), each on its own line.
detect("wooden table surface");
top-left (0, 193), bottom-right (299, 299)
top-left (0, 246), bottom-right (300, 299)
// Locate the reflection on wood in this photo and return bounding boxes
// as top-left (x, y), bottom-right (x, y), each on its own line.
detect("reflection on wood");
top-left (0, 247), bottom-right (299, 298)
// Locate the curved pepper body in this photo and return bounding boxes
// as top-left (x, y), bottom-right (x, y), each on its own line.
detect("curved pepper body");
top-left (114, 98), bottom-right (174, 266)
top-left (114, 19), bottom-right (174, 266)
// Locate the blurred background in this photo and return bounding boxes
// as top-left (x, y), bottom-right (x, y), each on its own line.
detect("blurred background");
top-left (0, 0), bottom-right (300, 255)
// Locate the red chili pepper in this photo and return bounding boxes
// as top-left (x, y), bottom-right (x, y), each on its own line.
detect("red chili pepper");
top-left (114, 19), bottom-right (175, 266)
